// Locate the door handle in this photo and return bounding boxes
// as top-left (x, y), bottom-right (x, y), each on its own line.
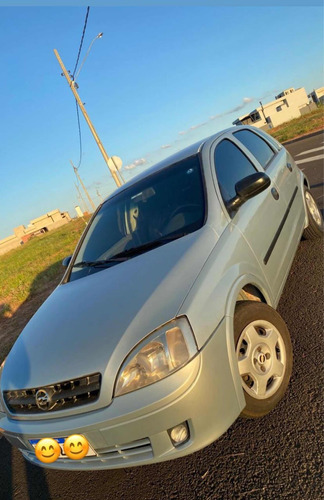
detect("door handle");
top-left (286, 162), bottom-right (292, 172)
top-left (271, 187), bottom-right (279, 200)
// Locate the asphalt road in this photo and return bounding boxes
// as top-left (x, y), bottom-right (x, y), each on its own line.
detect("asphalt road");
top-left (0, 131), bottom-right (323, 500)
top-left (285, 130), bottom-right (324, 210)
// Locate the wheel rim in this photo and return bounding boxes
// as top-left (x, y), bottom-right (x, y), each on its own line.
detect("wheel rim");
top-left (236, 320), bottom-right (287, 400)
top-left (305, 191), bottom-right (322, 227)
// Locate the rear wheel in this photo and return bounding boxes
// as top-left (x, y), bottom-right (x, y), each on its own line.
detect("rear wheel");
top-left (234, 301), bottom-right (293, 418)
top-left (303, 188), bottom-right (323, 240)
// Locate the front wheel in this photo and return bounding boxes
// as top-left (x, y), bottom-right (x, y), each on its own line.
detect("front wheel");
top-left (234, 301), bottom-right (293, 418)
top-left (302, 188), bottom-right (324, 240)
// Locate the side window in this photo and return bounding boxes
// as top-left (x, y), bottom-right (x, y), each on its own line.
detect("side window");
top-left (257, 129), bottom-right (282, 151)
top-left (214, 139), bottom-right (257, 207)
top-left (234, 129), bottom-right (275, 168)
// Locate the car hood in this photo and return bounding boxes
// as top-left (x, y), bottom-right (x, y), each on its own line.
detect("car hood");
top-left (1, 227), bottom-right (217, 404)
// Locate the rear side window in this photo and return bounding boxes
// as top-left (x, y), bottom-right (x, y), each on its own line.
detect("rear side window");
top-left (214, 139), bottom-right (257, 207)
top-left (257, 128), bottom-right (283, 151)
top-left (234, 129), bottom-right (275, 168)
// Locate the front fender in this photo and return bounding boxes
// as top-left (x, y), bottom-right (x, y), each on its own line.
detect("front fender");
top-left (178, 224), bottom-right (274, 349)
top-left (178, 227), bottom-right (275, 414)
top-left (225, 273), bottom-right (273, 320)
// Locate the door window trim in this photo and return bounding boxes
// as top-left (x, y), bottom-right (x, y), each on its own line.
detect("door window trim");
top-left (211, 135), bottom-right (262, 220)
top-left (233, 127), bottom-right (279, 170)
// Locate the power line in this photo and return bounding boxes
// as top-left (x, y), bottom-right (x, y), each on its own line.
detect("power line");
top-left (75, 33), bottom-right (103, 82)
top-left (72, 6), bottom-right (90, 79)
top-left (72, 7), bottom-right (90, 170)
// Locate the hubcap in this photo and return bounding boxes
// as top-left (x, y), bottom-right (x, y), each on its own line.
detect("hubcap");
top-left (305, 191), bottom-right (322, 227)
top-left (236, 320), bottom-right (286, 400)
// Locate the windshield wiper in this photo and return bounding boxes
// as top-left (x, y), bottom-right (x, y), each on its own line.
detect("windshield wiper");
top-left (73, 232), bottom-right (188, 269)
top-left (111, 232), bottom-right (189, 259)
top-left (73, 256), bottom-right (128, 268)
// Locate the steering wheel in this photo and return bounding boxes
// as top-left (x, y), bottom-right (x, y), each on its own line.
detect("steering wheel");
top-left (167, 203), bottom-right (202, 221)
top-left (161, 204), bottom-right (201, 234)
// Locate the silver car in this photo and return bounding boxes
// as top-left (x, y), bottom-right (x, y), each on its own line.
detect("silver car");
top-left (0, 126), bottom-right (323, 470)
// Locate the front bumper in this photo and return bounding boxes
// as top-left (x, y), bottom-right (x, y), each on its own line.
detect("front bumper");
top-left (0, 318), bottom-right (244, 470)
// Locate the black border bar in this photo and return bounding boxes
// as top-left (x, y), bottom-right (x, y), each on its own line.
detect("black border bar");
top-left (264, 186), bottom-right (298, 265)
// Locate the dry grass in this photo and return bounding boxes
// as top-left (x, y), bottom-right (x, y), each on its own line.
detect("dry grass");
top-left (269, 105), bottom-right (324, 143)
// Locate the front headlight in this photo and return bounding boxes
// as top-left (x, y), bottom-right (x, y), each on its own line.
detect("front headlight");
top-left (114, 317), bottom-right (197, 397)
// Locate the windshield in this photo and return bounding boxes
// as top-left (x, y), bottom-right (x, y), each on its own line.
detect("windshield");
top-left (69, 155), bottom-right (205, 282)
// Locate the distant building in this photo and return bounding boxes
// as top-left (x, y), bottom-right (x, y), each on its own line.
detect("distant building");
top-left (0, 209), bottom-right (71, 256)
top-left (308, 86), bottom-right (324, 105)
top-left (233, 87), bottom-right (316, 130)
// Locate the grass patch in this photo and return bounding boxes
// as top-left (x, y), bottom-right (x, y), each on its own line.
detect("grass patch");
top-left (0, 217), bottom-right (89, 316)
top-left (268, 105), bottom-right (324, 143)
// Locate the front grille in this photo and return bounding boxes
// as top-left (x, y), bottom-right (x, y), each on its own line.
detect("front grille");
top-left (22, 437), bottom-right (153, 468)
top-left (3, 373), bottom-right (101, 414)
top-left (97, 438), bottom-right (153, 461)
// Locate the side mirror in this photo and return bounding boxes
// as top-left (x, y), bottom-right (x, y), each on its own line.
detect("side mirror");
top-left (62, 255), bottom-right (72, 268)
top-left (227, 172), bottom-right (271, 212)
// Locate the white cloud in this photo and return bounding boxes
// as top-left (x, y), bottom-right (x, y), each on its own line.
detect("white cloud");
top-left (124, 157), bottom-right (147, 170)
top-left (190, 122), bottom-right (207, 130)
top-left (209, 96), bottom-right (256, 120)
top-left (123, 91), bottom-right (277, 175)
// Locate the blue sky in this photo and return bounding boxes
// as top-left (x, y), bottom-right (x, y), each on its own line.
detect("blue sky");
top-left (0, 4), bottom-right (323, 239)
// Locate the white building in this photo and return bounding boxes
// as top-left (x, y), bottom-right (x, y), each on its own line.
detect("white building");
top-left (233, 87), bottom-right (316, 130)
top-left (308, 86), bottom-right (324, 105)
top-left (0, 209), bottom-right (71, 256)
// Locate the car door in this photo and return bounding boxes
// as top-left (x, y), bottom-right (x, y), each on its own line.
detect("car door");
top-left (232, 127), bottom-right (299, 210)
top-left (232, 128), bottom-right (305, 293)
top-left (210, 132), bottom-right (293, 299)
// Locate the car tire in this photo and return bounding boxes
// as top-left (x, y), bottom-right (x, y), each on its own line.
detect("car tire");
top-left (234, 301), bottom-right (293, 419)
top-left (302, 188), bottom-right (324, 240)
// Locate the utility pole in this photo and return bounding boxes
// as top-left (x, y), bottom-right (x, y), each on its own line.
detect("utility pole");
top-left (96, 188), bottom-right (103, 203)
top-left (259, 101), bottom-right (267, 123)
top-left (54, 48), bottom-right (123, 188)
top-left (71, 159), bottom-right (96, 212)
top-left (75, 182), bottom-right (89, 213)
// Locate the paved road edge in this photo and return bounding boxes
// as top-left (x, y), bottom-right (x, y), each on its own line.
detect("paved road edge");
top-left (282, 128), bottom-right (324, 146)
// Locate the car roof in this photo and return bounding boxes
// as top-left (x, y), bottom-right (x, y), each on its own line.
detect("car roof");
top-left (103, 126), bottom-right (241, 202)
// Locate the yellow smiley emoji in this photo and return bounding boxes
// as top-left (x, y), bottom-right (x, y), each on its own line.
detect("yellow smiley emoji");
top-left (63, 434), bottom-right (89, 460)
top-left (35, 438), bottom-right (61, 463)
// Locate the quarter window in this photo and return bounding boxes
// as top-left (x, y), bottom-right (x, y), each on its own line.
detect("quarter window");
top-left (214, 139), bottom-right (257, 208)
top-left (257, 128), bottom-right (282, 152)
top-left (234, 129), bottom-right (275, 168)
